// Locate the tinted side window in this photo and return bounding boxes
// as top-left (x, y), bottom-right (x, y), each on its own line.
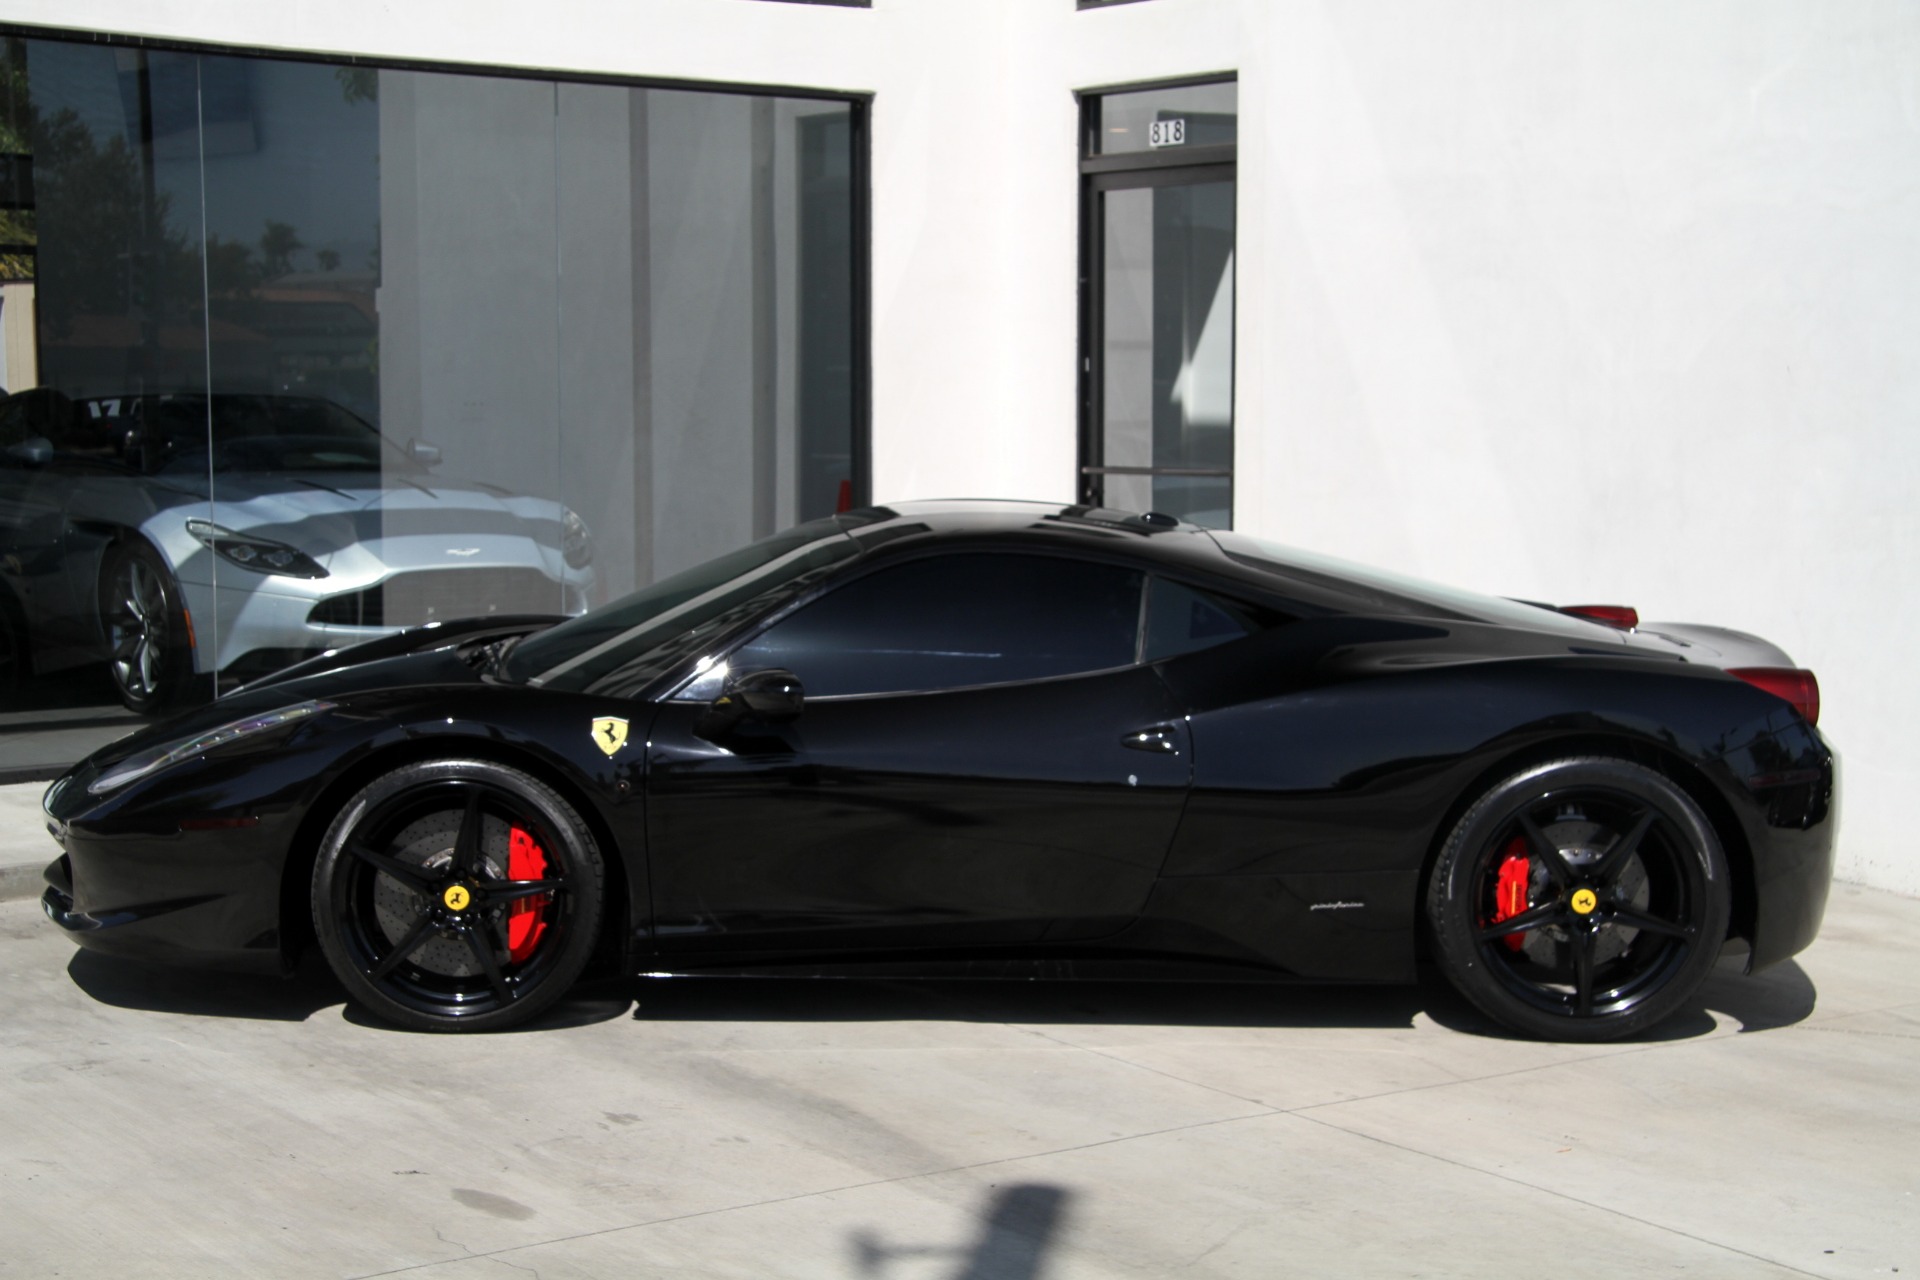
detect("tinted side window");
top-left (1144, 577), bottom-right (1257, 661)
top-left (733, 553), bottom-right (1144, 697)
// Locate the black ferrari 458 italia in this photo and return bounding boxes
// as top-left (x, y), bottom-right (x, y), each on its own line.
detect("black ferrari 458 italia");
top-left (41, 500), bottom-right (1837, 1040)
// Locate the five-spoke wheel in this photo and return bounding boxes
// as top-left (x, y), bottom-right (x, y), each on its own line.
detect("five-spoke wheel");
top-left (1426, 757), bottom-right (1730, 1041)
top-left (312, 760), bottom-right (604, 1032)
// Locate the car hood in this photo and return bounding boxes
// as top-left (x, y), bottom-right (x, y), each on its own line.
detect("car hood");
top-left (80, 642), bottom-right (492, 776)
top-left (155, 469), bottom-right (571, 564)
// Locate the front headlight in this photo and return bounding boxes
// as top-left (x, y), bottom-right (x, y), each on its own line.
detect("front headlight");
top-left (187, 519), bottom-right (329, 579)
top-left (563, 509), bottom-right (592, 569)
top-left (88, 700), bottom-right (336, 795)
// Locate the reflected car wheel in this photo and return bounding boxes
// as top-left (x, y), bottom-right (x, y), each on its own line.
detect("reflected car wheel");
top-left (1426, 757), bottom-right (1730, 1042)
top-left (311, 760), bottom-right (605, 1033)
top-left (99, 539), bottom-right (193, 716)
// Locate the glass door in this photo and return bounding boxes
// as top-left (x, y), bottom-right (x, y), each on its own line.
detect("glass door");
top-left (1079, 79), bottom-right (1236, 528)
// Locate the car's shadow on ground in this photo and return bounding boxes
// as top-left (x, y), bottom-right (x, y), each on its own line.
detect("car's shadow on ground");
top-left (66, 950), bottom-right (1818, 1041)
top-left (67, 949), bottom-right (349, 1023)
top-left (64, 950), bottom-right (636, 1033)
top-left (618, 958), bottom-right (1817, 1041)
top-left (1415, 956), bottom-right (1820, 1041)
top-left (624, 972), bottom-right (1438, 1032)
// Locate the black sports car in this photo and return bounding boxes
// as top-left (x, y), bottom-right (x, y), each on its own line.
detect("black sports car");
top-left (40, 500), bottom-right (1837, 1040)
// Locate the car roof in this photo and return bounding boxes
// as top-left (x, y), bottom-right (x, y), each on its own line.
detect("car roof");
top-left (839, 499), bottom-right (1214, 551)
top-left (837, 500), bottom-right (1625, 640)
top-left (838, 497), bottom-right (1249, 568)
top-left (830, 499), bottom-right (1342, 608)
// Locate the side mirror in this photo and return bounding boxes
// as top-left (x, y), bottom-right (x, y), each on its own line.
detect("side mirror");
top-left (720, 667), bottom-right (804, 723)
top-left (409, 439), bottom-right (443, 467)
top-left (3, 436), bottom-right (52, 467)
top-left (699, 668), bottom-right (804, 740)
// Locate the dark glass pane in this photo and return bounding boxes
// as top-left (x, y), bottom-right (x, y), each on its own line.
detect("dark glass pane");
top-left (1143, 577), bottom-right (1252, 662)
top-left (184, 59), bottom-right (578, 693)
top-left (797, 109), bottom-right (855, 522)
top-left (550, 90), bottom-right (857, 606)
top-left (197, 56), bottom-right (379, 421)
top-left (0, 33), bottom-right (864, 779)
top-left (360, 70), bottom-right (573, 656)
top-left (25, 43), bottom-right (207, 399)
top-left (1095, 81), bottom-right (1235, 155)
top-left (734, 553), bottom-right (1144, 697)
top-left (1, 39), bottom-right (207, 741)
top-left (1100, 179), bottom-right (1234, 527)
top-left (631, 92), bottom-right (857, 583)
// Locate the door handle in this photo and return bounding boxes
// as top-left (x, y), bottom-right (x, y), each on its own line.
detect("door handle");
top-left (1121, 724), bottom-right (1180, 754)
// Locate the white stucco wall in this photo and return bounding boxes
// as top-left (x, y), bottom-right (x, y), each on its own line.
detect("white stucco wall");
top-left (13, 0), bottom-right (1914, 892)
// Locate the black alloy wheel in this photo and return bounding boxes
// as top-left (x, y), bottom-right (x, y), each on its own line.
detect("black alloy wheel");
top-left (312, 760), bottom-right (604, 1032)
top-left (1426, 757), bottom-right (1730, 1042)
top-left (100, 539), bottom-right (192, 715)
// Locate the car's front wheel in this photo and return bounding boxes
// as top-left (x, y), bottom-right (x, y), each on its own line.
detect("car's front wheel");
top-left (99, 538), bottom-right (193, 715)
top-left (1426, 757), bottom-right (1730, 1041)
top-left (312, 760), bottom-right (605, 1032)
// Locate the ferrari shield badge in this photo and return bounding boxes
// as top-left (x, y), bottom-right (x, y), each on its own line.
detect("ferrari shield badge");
top-left (591, 716), bottom-right (629, 758)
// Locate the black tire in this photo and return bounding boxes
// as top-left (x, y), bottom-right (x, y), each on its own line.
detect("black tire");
top-left (311, 759), bottom-right (605, 1032)
top-left (1426, 757), bottom-right (1731, 1042)
top-left (100, 538), bottom-right (193, 715)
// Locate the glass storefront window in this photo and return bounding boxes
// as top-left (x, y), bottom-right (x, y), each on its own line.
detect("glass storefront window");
top-left (0, 32), bottom-right (864, 772)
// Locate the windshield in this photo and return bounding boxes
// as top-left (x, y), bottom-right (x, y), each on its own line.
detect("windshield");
top-left (101, 393), bottom-right (411, 474)
top-left (501, 517), bottom-right (860, 694)
top-left (1208, 531), bottom-right (1622, 640)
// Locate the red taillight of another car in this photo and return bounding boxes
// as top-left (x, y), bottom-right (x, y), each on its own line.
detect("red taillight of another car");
top-left (1728, 667), bottom-right (1820, 726)
top-left (1562, 604), bottom-right (1640, 629)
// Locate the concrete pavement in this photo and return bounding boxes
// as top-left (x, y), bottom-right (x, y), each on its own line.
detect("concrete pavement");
top-left (0, 779), bottom-right (53, 901)
top-left (1, 802), bottom-right (1915, 1278)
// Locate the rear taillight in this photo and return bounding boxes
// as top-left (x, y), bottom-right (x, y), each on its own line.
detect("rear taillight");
top-left (1562, 604), bottom-right (1639, 629)
top-left (1728, 667), bottom-right (1820, 725)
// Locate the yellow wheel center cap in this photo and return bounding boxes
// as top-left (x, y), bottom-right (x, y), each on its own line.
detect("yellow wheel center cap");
top-left (1570, 888), bottom-right (1598, 916)
top-left (442, 884), bottom-right (472, 912)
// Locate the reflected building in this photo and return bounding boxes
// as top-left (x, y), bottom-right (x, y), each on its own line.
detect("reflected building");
top-left (0, 33), bottom-right (861, 729)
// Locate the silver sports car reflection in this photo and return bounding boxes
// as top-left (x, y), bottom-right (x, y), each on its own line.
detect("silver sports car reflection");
top-left (0, 389), bottom-right (592, 712)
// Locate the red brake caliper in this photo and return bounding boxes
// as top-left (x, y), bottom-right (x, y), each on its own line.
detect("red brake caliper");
top-left (506, 826), bottom-right (549, 963)
top-left (1491, 838), bottom-right (1532, 953)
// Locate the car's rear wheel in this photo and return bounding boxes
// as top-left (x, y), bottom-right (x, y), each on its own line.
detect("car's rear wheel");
top-left (100, 539), bottom-right (192, 715)
top-left (1426, 757), bottom-right (1730, 1042)
top-left (312, 760), bottom-right (604, 1032)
